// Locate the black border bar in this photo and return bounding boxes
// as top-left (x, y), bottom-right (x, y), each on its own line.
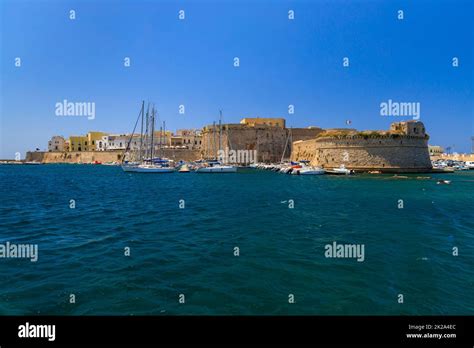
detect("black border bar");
top-left (0, 316), bottom-right (473, 345)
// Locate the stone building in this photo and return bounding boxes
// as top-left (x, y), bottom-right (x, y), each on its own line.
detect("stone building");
top-left (48, 136), bottom-right (66, 152)
top-left (240, 117), bottom-right (286, 128)
top-left (291, 121), bottom-right (432, 173)
top-left (201, 118), bottom-right (324, 163)
top-left (68, 132), bottom-right (107, 152)
top-left (428, 145), bottom-right (444, 156)
top-left (176, 129), bottom-right (202, 150)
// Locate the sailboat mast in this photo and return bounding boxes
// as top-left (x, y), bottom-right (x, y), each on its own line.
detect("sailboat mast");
top-left (289, 127), bottom-right (293, 160)
top-left (122, 101), bottom-right (144, 164)
top-left (163, 121), bottom-right (166, 158)
top-left (281, 126), bottom-right (291, 163)
top-left (144, 103), bottom-right (150, 161)
top-left (150, 105), bottom-right (155, 162)
top-left (213, 121), bottom-right (216, 159)
top-left (218, 110), bottom-right (222, 153)
top-left (139, 101), bottom-right (144, 161)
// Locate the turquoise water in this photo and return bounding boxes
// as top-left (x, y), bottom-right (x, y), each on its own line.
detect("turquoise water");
top-left (0, 164), bottom-right (473, 315)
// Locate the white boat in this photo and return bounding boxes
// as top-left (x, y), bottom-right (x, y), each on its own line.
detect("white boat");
top-left (437, 180), bottom-right (451, 185)
top-left (454, 164), bottom-right (469, 171)
top-left (465, 161), bottom-right (474, 169)
top-left (327, 164), bottom-right (353, 175)
top-left (178, 164), bottom-right (191, 173)
top-left (197, 110), bottom-right (238, 173)
top-left (292, 166), bottom-right (325, 175)
top-left (122, 163), bottom-right (175, 173)
top-left (195, 164), bottom-right (237, 173)
top-left (121, 102), bottom-right (175, 174)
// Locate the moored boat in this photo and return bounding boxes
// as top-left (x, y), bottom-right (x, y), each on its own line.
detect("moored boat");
top-left (121, 101), bottom-right (175, 174)
top-left (292, 166), bottom-right (326, 175)
top-left (178, 164), bottom-right (191, 173)
top-left (465, 161), bottom-right (474, 169)
top-left (122, 163), bottom-right (175, 173)
top-left (326, 164), bottom-right (354, 175)
top-left (195, 161), bottom-right (237, 173)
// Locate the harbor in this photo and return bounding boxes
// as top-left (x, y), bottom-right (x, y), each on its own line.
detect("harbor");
top-left (7, 106), bottom-right (474, 175)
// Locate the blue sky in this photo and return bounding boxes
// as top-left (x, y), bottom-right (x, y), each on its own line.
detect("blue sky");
top-left (1, 0), bottom-right (473, 158)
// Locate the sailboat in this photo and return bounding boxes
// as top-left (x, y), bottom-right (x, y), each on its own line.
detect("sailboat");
top-left (121, 101), bottom-right (175, 173)
top-left (280, 128), bottom-right (325, 175)
top-left (196, 110), bottom-right (237, 173)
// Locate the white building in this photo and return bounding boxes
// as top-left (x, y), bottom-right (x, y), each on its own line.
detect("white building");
top-left (48, 136), bottom-right (66, 152)
top-left (96, 134), bottom-right (141, 151)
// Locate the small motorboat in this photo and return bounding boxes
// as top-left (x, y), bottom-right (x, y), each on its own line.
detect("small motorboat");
top-left (437, 180), bottom-right (451, 185)
top-left (327, 164), bottom-right (353, 175)
top-left (292, 167), bottom-right (325, 175)
top-left (178, 164), bottom-right (191, 173)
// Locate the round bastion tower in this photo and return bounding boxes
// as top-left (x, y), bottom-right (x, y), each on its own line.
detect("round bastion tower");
top-left (291, 121), bottom-right (432, 173)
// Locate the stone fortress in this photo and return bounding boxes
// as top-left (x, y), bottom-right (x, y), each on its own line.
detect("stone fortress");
top-left (201, 118), bottom-right (323, 163)
top-left (291, 121), bottom-right (432, 173)
top-left (28, 117), bottom-right (434, 173)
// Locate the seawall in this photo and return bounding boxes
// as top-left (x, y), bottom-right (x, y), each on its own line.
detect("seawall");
top-left (26, 149), bottom-right (201, 163)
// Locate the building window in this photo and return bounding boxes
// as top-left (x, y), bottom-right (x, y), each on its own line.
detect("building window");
top-left (92, 140), bottom-right (95, 145)
top-left (85, 141), bottom-right (88, 145)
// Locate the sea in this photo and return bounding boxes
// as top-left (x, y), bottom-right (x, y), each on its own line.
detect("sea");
top-left (0, 164), bottom-right (473, 315)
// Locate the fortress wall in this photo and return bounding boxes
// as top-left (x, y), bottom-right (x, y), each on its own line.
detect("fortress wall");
top-left (201, 126), bottom-right (289, 162)
top-left (201, 126), bottom-right (324, 163)
top-left (291, 128), bottom-right (325, 142)
top-left (26, 149), bottom-right (200, 163)
top-left (292, 136), bottom-right (432, 172)
top-left (26, 151), bottom-right (124, 163)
